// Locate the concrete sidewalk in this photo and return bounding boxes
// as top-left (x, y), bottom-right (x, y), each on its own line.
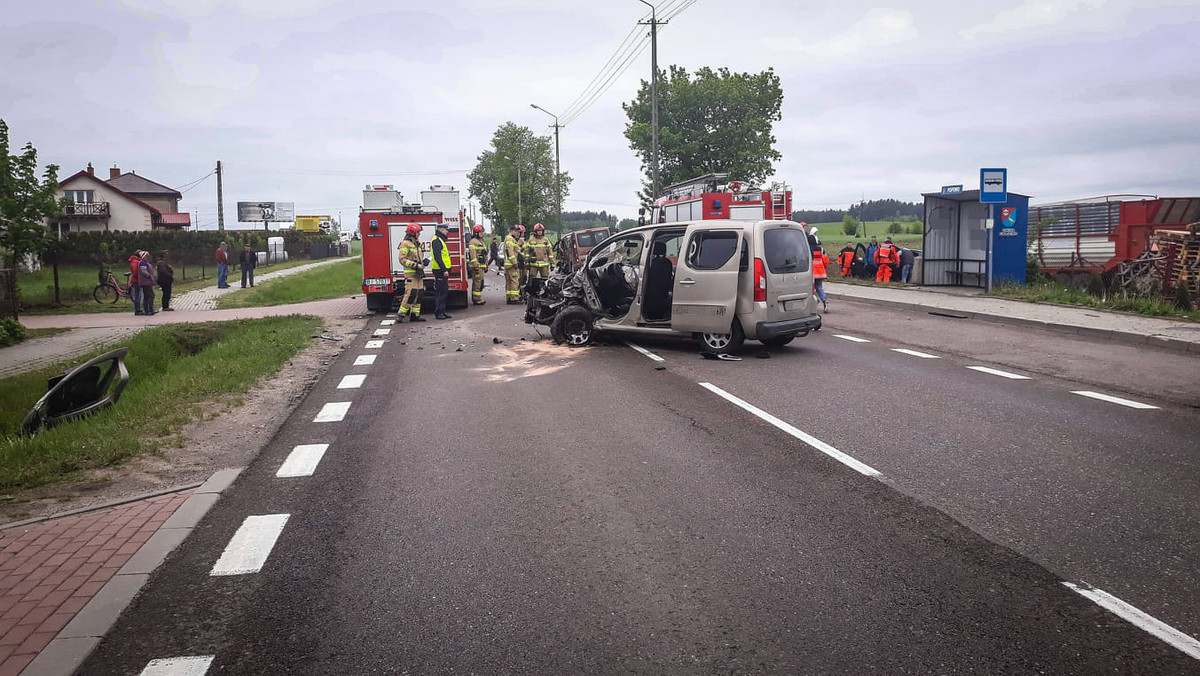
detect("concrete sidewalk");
top-left (171, 256), bottom-right (359, 311)
top-left (825, 281), bottom-right (1200, 353)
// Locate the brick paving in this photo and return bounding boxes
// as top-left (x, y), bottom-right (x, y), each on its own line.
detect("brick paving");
top-left (0, 491), bottom-right (191, 675)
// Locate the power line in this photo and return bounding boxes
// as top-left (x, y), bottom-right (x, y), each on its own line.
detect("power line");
top-left (174, 169), bottom-right (215, 194)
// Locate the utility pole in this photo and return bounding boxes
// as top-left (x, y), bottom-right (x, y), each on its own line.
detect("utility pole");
top-left (531, 104), bottom-right (564, 240)
top-left (216, 161), bottom-right (225, 232)
top-left (638, 1), bottom-right (666, 199)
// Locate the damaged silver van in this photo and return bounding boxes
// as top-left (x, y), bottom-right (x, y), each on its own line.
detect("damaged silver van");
top-left (524, 219), bottom-right (822, 354)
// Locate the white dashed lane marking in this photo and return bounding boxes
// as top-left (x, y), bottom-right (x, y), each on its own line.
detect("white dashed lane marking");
top-left (373, 328), bottom-right (391, 336)
top-left (276, 444), bottom-right (329, 478)
top-left (625, 340), bottom-right (665, 362)
top-left (365, 340), bottom-right (385, 349)
top-left (380, 319), bottom-right (396, 325)
top-left (966, 366), bottom-right (1031, 380)
top-left (1071, 391), bottom-right (1160, 410)
top-left (833, 334), bottom-right (871, 343)
top-left (313, 402), bottom-right (351, 422)
top-left (1063, 583), bottom-right (1200, 661)
top-left (210, 514), bottom-right (290, 576)
top-left (139, 655), bottom-right (215, 675)
top-left (699, 382), bottom-right (883, 479)
top-left (353, 354), bottom-right (377, 366)
top-left (891, 348), bottom-right (940, 359)
top-left (337, 374), bottom-right (366, 389)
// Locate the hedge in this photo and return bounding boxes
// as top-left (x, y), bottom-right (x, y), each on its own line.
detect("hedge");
top-left (50, 230), bottom-right (338, 269)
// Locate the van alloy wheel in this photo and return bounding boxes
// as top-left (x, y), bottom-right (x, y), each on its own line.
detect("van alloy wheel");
top-left (698, 320), bottom-right (745, 355)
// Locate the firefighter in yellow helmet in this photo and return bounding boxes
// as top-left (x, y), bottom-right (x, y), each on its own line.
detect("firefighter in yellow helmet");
top-left (397, 223), bottom-right (427, 322)
top-left (522, 223), bottom-right (555, 286)
top-left (503, 225), bottom-right (525, 304)
top-left (467, 224), bottom-right (488, 305)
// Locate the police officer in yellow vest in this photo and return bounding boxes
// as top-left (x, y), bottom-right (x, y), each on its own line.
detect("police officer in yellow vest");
top-left (467, 224), bottom-right (488, 305)
top-left (522, 223), bottom-right (555, 284)
top-left (396, 223), bottom-right (426, 322)
top-left (503, 225), bottom-right (525, 304)
top-left (431, 223), bottom-right (453, 320)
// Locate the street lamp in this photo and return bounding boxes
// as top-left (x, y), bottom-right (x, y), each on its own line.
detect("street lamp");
top-left (531, 103), bottom-right (564, 240)
top-left (502, 155), bottom-right (523, 225)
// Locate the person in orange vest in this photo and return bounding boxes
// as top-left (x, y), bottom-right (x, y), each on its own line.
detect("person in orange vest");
top-left (837, 242), bottom-right (855, 277)
top-left (875, 236), bottom-right (899, 283)
top-left (812, 241), bottom-right (830, 311)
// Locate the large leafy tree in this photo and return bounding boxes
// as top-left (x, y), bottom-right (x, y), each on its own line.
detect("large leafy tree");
top-left (467, 122), bottom-right (572, 237)
top-left (0, 119), bottom-right (64, 269)
top-left (623, 66), bottom-right (783, 205)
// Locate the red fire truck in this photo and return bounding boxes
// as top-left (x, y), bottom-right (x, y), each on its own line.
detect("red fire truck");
top-left (359, 185), bottom-right (471, 313)
top-left (645, 173), bottom-right (792, 224)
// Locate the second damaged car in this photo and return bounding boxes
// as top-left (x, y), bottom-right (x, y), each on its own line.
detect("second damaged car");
top-left (524, 220), bottom-right (822, 355)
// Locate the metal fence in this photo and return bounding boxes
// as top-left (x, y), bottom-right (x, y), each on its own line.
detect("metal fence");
top-left (0, 269), bottom-right (17, 320)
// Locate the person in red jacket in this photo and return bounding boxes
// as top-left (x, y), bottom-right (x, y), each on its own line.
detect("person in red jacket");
top-left (836, 242), bottom-right (855, 277)
top-left (812, 242), bottom-right (829, 311)
top-left (128, 252), bottom-right (144, 315)
top-left (875, 237), bottom-right (899, 283)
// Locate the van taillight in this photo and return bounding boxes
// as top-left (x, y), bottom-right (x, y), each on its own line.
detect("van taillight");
top-left (753, 258), bottom-right (767, 302)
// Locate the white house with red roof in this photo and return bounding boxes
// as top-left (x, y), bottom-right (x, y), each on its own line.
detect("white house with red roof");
top-left (48, 163), bottom-right (191, 235)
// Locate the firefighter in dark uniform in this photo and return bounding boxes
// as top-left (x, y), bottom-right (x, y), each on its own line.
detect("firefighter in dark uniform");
top-left (431, 223), bottom-right (453, 319)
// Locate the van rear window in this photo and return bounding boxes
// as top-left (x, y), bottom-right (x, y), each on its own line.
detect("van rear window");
top-left (763, 228), bottom-right (811, 273)
top-left (577, 232), bottom-right (596, 247)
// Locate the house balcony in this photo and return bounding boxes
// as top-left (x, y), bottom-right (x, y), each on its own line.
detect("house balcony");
top-left (63, 202), bottom-right (110, 218)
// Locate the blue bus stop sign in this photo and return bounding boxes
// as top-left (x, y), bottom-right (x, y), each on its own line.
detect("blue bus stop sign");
top-left (980, 168), bottom-right (1007, 203)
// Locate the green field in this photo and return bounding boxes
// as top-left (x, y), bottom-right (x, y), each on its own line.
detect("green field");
top-left (803, 220), bottom-right (923, 249)
top-left (0, 316), bottom-right (322, 492)
top-left (215, 258), bottom-right (362, 309)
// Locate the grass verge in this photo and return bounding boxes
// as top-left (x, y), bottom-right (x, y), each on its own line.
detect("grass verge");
top-left (0, 315), bottom-right (322, 492)
top-left (991, 281), bottom-right (1200, 321)
top-left (806, 221), bottom-right (923, 249)
top-left (216, 258), bottom-right (362, 309)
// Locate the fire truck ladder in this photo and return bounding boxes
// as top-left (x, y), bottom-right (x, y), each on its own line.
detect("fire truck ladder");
top-left (770, 185), bottom-right (789, 220)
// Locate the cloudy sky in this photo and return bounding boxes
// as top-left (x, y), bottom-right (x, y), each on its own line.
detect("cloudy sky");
top-left (3, 0), bottom-right (1198, 229)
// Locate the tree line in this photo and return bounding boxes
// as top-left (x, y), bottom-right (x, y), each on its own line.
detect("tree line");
top-left (792, 199), bottom-right (923, 224)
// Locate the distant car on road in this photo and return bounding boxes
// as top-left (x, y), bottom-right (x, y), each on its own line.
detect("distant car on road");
top-left (526, 219), bottom-right (821, 355)
top-left (556, 226), bottom-right (613, 273)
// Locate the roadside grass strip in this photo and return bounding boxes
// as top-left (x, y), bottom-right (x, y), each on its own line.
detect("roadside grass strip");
top-left (699, 382), bottom-right (883, 479)
top-left (1071, 391), bottom-right (1160, 410)
top-left (337, 374), bottom-right (366, 389)
top-left (1063, 583), bottom-right (1200, 661)
top-left (140, 655), bottom-right (215, 675)
top-left (314, 402), bottom-right (351, 422)
top-left (891, 348), bottom-right (940, 359)
top-left (276, 444), bottom-right (329, 478)
top-left (214, 258), bottom-right (362, 309)
top-left (0, 317), bottom-right (321, 493)
top-left (211, 514), bottom-right (290, 576)
top-left (833, 334), bottom-right (871, 343)
top-left (966, 366), bottom-right (1031, 380)
top-left (353, 354), bottom-right (377, 366)
top-left (625, 340), bottom-right (665, 362)
top-left (365, 340), bottom-right (385, 349)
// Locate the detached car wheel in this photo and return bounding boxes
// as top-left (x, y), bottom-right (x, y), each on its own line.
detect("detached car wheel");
top-left (551, 306), bottom-right (594, 346)
top-left (698, 320), bottom-right (745, 355)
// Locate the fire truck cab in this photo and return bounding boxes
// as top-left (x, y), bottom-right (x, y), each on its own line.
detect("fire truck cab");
top-left (645, 173), bottom-right (793, 225)
top-left (359, 185), bottom-right (471, 313)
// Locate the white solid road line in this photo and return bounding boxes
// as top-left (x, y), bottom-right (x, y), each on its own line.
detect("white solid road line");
top-left (353, 354), bottom-right (377, 366)
top-left (313, 401), bottom-right (351, 422)
top-left (1063, 582), bottom-right (1200, 661)
top-left (380, 319), bottom-right (396, 325)
top-left (1071, 390), bottom-right (1160, 410)
top-left (699, 382), bottom-right (883, 479)
top-left (337, 374), bottom-right (366, 389)
top-left (140, 655), bottom-right (215, 676)
top-left (374, 328), bottom-right (391, 336)
top-left (966, 366), bottom-right (1031, 380)
top-left (365, 340), bottom-right (385, 349)
top-left (625, 340), bottom-right (665, 362)
top-left (834, 334), bottom-right (871, 343)
top-left (276, 444), bottom-right (330, 478)
top-left (210, 514), bottom-right (290, 576)
top-left (891, 348), bottom-right (940, 359)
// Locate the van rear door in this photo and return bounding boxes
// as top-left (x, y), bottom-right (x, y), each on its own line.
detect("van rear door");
top-left (758, 222), bottom-right (813, 321)
top-left (671, 223), bottom-right (743, 334)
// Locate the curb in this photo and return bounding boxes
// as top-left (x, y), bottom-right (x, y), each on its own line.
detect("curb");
top-left (20, 468), bottom-right (244, 676)
top-left (825, 291), bottom-right (1200, 355)
top-left (1, 482), bottom-right (203, 532)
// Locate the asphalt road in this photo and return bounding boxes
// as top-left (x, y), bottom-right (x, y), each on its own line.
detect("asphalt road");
top-left (82, 284), bottom-right (1200, 674)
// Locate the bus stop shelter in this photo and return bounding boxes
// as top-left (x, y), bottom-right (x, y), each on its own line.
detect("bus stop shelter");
top-left (921, 189), bottom-right (1030, 289)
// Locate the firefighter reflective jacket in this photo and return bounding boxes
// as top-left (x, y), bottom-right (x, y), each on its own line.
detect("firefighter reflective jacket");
top-left (398, 237), bottom-right (423, 275)
top-left (837, 247), bottom-right (855, 268)
top-left (432, 233), bottom-right (451, 273)
top-left (468, 236), bottom-right (487, 269)
top-left (812, 248), bottom-right (829, 280)
top-left (875, 243), bottom-right (897, 265)
top-left (523, 236), bottom-right (555, 268)
top-left (504, 235), bottom-right (522, 268)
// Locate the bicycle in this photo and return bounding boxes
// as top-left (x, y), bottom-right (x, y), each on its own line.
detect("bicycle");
top-left (93, 269), bottom-right (134, 304)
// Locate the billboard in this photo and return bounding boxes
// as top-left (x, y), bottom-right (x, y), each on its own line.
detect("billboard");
top-left (237, 202), bottom-right (295, 222)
